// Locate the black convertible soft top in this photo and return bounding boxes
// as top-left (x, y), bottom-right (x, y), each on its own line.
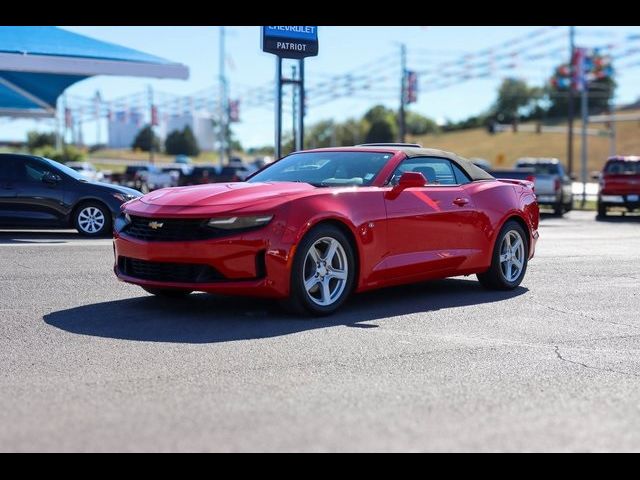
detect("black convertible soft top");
top-left (354, 145), bottom-right (495, 181)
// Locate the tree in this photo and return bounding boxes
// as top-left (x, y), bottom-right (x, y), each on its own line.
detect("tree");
top-left (165, 126), bottom-right (200, 156)
top-left (405, 112), bottom-right (440, 135)
top-left (363, 105), bottom-right (397, 143)
top-left (492, 78), bottom-right (542, 123)
top-left (365, 119), bottom-right (395, 144)
top-left (132, 125), bottom-right (160, 152)
top-left (26, 131), bottom-right (56, 152)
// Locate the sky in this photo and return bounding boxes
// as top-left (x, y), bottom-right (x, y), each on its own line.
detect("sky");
top-left (2, 26), bottom-right (640, 148)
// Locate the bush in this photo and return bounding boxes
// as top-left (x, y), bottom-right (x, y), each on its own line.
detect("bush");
top-left (132, 125), bottom-right (160, 152)
top-left (32, 145), bottom-right (85, 164)
top-left (26, 131), bottom-right (56, 152)
top-left (165, 126), bottom-right (200, 156)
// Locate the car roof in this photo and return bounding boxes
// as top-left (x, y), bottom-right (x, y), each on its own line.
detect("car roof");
top-left (608, 155), bottom-right (640, 162)
top-left (303, 146), bottom-right (494, 181)
top-left (516, 157), bottom-right (560, 164)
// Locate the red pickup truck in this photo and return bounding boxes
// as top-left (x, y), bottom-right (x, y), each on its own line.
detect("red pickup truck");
top-left (598, 156), bottom-right (640, 217)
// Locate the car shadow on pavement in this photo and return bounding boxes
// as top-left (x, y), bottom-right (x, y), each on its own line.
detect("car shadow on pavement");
top-left (595, 214), bottom-right (640, 223)
top-left (0, 230), bottom-right (105, 244)
top-left (44, 279), bottom-right (528, 344)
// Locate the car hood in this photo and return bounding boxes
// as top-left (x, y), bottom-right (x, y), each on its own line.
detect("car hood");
top-left (88, 181), bottom-right (141, 197)
top-left (139, 182), bottom-right (316, 208)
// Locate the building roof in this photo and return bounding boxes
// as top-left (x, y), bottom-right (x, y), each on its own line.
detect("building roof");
top-left (0, 26), bottom-right (189, 117)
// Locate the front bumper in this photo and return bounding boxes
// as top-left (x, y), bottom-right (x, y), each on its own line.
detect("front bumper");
top-left (113, 227), bottom-right (293, 299)
top-left (535, 194), bottom-right (561, 205)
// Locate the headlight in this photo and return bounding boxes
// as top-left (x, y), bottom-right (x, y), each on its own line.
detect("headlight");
top-left (113, 193), bottom-right (139, 203)
top-left (207, 215), bottom-right (273, 230)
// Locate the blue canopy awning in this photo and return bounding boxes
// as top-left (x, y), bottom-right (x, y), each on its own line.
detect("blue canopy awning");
top-left (0, 26), bottom-right (189, 117)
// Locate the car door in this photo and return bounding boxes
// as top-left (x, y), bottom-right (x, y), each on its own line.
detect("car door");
top-left (0, 156), bottom-right (18, 224)
top-left (382, 156), bottom-right (481, 280)
top-left (12, 157), bottom-right (67, 227)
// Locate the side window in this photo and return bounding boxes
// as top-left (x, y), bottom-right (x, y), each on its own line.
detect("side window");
top-left (451, 162), bottom-right (471, 185)
top-left (390, 157), bottom-right (461, 186)
top-left (17, 160), bottom-right (50, 183)
top-left (0, 158), bottom-right (16, 182)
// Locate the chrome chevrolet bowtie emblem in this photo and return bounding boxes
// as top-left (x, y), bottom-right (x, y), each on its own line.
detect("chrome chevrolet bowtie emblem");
top-left (148, 221), bottom-right (164, 230)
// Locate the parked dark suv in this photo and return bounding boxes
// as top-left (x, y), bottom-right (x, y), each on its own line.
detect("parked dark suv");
top-left (0, 154), bottom-right (141, 236)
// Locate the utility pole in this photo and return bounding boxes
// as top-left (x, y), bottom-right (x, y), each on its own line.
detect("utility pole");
top-left (609, 98), bottom-right (617, 157)
top-left (218, 26), bottom-right (227, 166)
top-left (55, 96), bottom-right (62, 150)
top-left (579, 49), bottom-right (589, 208)
top-left (567, 26), bottom-right (576, 176)
top-left (94, 90), bottom-right (102, 148)
top-left (148, 85), bottom-right (155, 164)
top-left (399, 43), bottom-right (407, 143)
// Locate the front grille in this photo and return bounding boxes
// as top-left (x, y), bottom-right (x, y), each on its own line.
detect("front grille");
top-left (118, 257), bottom-right (224, 283)
top-left (124, 216), bottom-right (213, 242)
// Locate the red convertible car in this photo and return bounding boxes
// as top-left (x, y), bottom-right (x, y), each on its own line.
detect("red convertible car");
top-left (113, 145), bottom-right (539, 316)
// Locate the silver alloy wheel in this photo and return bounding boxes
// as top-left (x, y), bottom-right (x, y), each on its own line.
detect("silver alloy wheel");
top-left (78, 206), bottom-right (106, 234)
top-left (303, 236), bottom-right (349, 307)
top-left (499, 230), bottom-right (525, 282)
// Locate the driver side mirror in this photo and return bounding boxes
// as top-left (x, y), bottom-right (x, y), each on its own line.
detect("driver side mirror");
top-left (42, 172), bottom-right (62, 185)
top-left (387, 172), bottom-right (426, 199)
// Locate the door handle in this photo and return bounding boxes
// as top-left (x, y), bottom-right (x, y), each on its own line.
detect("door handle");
top-left (453, 198), bottom-right (469, 207)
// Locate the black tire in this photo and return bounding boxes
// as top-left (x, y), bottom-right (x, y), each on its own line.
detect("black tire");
top-left (142, 287), bottom-right (193, 298)
top-left (280, 224), bottom-right (356, 317)
top-left (553, 201), bottom-right (564, 216)
top-left (73, 201), bottom-right (112, 237)
top-left (597, 202), bottom-right (607, 218)
top-left (564, 195), bottom-right (573, 212)
top-left (477, 220), bottom-right (529, 290)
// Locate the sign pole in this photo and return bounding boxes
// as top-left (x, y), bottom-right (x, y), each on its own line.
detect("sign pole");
top-left (298, 59), bottom-right (305, 151)
top-left (261, 26), bottom-right (317, 158)
top-left (292, 64), bottom-right (297, 152)
top-left (275, 56), bottom-right (283, 160)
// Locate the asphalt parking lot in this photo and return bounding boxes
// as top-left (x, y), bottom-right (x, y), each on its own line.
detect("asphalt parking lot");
top-left (1, 210), bottom-right (640, 452)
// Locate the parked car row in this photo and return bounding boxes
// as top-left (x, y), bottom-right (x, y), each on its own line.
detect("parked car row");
top-left (475, 157), bottom-right (575, 217)
top-left (106, 158), bottom-right (265, 192)
top-left (475, 155), bottom-right (640, 218)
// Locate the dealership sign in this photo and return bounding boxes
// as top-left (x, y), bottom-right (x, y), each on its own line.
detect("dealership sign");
top-left (261, 26), bottom-right (319, 59)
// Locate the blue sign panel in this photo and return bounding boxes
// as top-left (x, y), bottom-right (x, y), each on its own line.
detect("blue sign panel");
top-left (261, 26), bottom-right (319, 59)
top-left (264, 26), bottom-right (318, 42)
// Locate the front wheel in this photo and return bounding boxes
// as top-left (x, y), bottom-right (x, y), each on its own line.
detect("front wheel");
top-left (597, 202), bottom-right (607, 218)
top-left (553, 201), bottom-right (564, 216)
top-left (281, 224), bottom-right (356, 316)
top-left (142, 287), bottom-right (193, 298)
top-left (477, 220), bottom-right (528, 290)
top-left (74, 202), bottom-right (112, 237)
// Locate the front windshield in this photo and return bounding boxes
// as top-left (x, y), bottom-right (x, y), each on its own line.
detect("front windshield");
top-left (42, 158), bottom-right (87, 181)
top-left (248, 151), bottom-right (393, 187)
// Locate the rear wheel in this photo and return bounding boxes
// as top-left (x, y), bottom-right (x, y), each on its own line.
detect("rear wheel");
top-left (281, 224), bottom-right (355, 316)
top-left (142, 287), bottom-right (193, 298)
top-left (477, 220), bottom-right (528, 290)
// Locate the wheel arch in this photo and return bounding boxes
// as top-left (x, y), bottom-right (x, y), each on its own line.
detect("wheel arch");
top-left (303, 217), bottom-right (361, 291)
top-left (500, 214), bottom-right (531, 255)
